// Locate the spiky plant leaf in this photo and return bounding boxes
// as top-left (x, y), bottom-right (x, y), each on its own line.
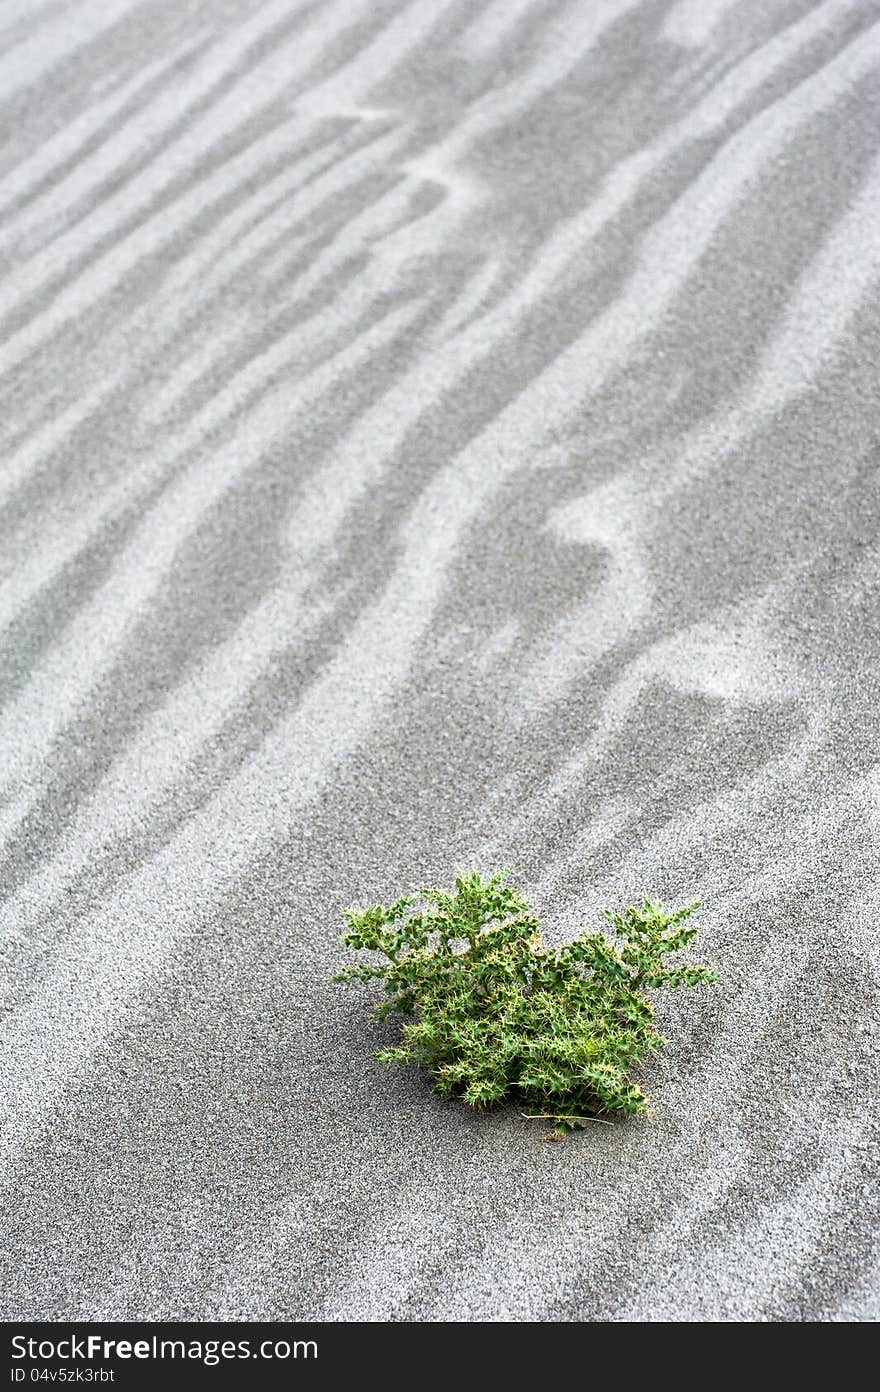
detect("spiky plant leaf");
top-left (332, 871), bottom-right (717, 1135)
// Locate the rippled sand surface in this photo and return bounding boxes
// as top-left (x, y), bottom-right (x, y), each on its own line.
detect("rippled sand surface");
top-left (1, 0), bottom-right (879, 1321)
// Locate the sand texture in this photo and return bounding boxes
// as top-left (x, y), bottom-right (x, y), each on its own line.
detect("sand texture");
top-left (1, 0), bottom-right (879, 1322)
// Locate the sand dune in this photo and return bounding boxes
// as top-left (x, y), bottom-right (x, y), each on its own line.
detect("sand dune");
top-left (1, 0), bottom-right (878, 1321)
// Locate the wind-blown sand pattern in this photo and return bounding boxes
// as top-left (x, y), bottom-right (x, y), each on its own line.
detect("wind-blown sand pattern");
top-left (1, 0), bottom-right (879, 1322)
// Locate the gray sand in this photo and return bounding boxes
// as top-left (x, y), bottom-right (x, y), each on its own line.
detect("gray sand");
top-left (1, 0), bottom-right (879, 1321)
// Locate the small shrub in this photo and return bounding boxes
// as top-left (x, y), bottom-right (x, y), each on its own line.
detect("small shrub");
top-left (332, 870), bottom-right (718, 1134)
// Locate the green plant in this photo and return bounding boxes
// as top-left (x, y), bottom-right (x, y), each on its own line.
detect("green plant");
top-left (332, 870), bottom-right (717, 1134)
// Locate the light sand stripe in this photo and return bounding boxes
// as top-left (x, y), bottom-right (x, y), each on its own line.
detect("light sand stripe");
top-left (0, 302), bottom-right (422, 805)
top-left (0, 0), bottom-right (371, 355)
top-left (0, 47), bottom-right (206, 222)
top-left (0, 0), bottom-right (147, 103)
